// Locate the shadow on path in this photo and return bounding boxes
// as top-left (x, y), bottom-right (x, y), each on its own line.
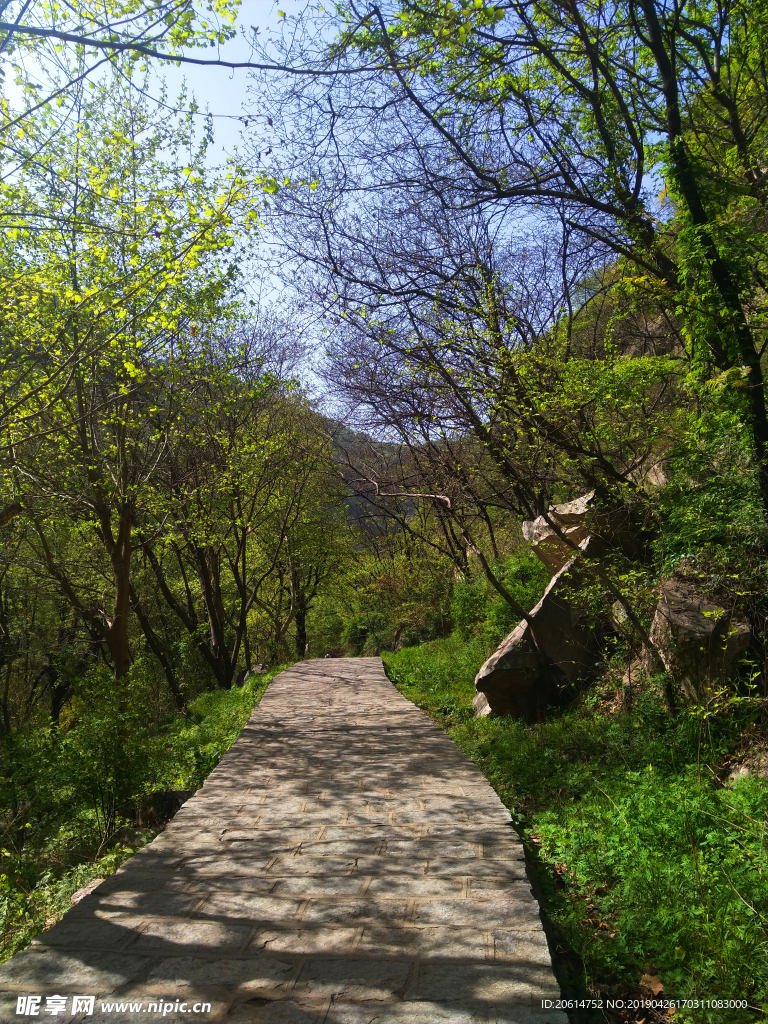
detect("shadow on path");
top-left (2, 659), bottom-right (566, 1024)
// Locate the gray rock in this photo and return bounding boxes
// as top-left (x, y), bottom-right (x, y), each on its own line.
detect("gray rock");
top-left (236, 664), bottom-right (269, 686)
top-left (474, 540), bottom-right (601, 720)
top-left (70, 878), bottom-right (105, 905)
top-left (522, 491), bottom-right (644, 575)
top-left (521, 493), bottom-right (595, 574)
top-left (644, 575), bottom-right (751, 699)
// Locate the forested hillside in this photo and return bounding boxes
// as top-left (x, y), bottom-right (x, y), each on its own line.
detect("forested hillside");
top-left (1, 1), bottom-right (766, 1021)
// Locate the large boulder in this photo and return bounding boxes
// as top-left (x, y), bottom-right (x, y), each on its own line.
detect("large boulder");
top-left (522, 491), bottom-right (644, 574)
top-left (475, 491), bottom-right (649, 719)
top-left (522, 493), bottom-right (594, 574)
top-left (473, 540), bottom-right (601, 720)
top-left (644, 575), bottom-right (752, 700)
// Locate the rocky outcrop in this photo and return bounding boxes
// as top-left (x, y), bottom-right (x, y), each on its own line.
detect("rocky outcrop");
top-left (473, 537), bottom-right (601, 720)
top-left (521, 492), bottom-right (594, 573)
top-left (522, 491), bottom-right (647, 571)
top-left (474, 490), bottom-right (656, 719)
top-left (475, 486), bottom-right (753, 718)
top-left (643, 575), bottom-right (751, 699)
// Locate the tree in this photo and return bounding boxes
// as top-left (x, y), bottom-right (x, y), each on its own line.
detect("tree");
top-left (0, 0), bottom-right (240, 135)
top-left (279, 472), bottom-right (348, 659)
top-left (258, 0), bottom-right (768, 513)
top-left (0, 0), bottom-right (389, 156)
top-left (137, 373), bottom-right (336, 687)
top-left (2, 69), bottom-right (257, 688)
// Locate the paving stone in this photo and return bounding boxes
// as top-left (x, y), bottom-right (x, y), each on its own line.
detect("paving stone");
top-left (0, 948), bottom-right (152, 992)
top-left (300, 897), bottom-right (410, 926)
top-left (147, 955), bottom-right (297, 991)
top-left (70, 892), bottom-right (199, 919)
top-left (483, 845), bottom-right (531, 861)
top-left (387, 840), bottom-right (481, 859)
top-left (321, 826), bottom-right (421, 841)
top-left (258, 813), bottom-right (338, 826)
top-left (325, 1001), bottom-right (486, 1023)
top-left (181, 857), bottom-right (279, 877)
top-left (472, 878), bottom-right (537, 898)
top-left (428, 860), bottom-right (529, 879)
top-left (265, 856), bottom-right (359, 876)
top-left (357, 925), bottom-right (488, 960)
top-left (293, 840), bottom-right (384, 857)
top-left (96, 873), bottom-right (191, 895)
top-left (248, 927), bottom-right (360, 955)
top-left (413, 898), bottom-right (540, 928)
top-left (1, 658), bottom-right (561, 1019)
top-left (131, 919), bottom-right (254, 952)
top-left (227, 996), bottom-right (324, 1023)
top-left (365, 875), bottom-right (465, 897)
top-left (343, 812), bottom-right (392, 824)
top-left (174, 817), bottom-right (262, 828)
top-left (351, 856), bottom-right (429, 876)
top-left (218, 830), bottom-right (312, 843)
top-left (292, 958), bottom-right (412, 1000)
top-left (185, 877), bottom-right (279, 895)
top-left (271, 877), bottom-right (364, 897)
top-left (428, 825), bottom-right (523, 847)
top-left (31, 918), bottom-right (144, 950)
top-left (493, 931), bottom-right (554, 966)
top-left (196, 895), bottom-right (303, 923)
top-left (412, 962), bottom-right (560, 1003)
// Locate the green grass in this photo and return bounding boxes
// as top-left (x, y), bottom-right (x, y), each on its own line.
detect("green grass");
top-left (153, 666), bottom-right (287, 790)
top-left (384, 640), bottom-right (768, 1024)
top-left (383, 633), bottom-right (484, 718)
top-left (0, 666), bottom-right (287, 961)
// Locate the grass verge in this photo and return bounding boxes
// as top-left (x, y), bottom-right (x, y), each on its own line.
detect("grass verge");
top-left (1, 666), bottom-right (286, 961)
top-left (383, 638), bottom-right (767, 1024)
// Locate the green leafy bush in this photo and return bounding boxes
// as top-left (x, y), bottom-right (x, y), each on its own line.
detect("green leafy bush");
top-left (450, 551), bottom-right (550, 645)
top-left (384, 634), bottom-right (483, 721)
top-left (0, 846), bottom-right (138, 961)
top-left (538, 772), bottom-right (767, 1018)
top-left (157, 667), bottom-right (286, 791)
top-left (342, 612), bottom-right (392, 655)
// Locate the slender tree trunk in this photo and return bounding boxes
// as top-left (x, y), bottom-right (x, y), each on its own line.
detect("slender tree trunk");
top-left (51, 676), bottom-right (72, 724)
top-left (103, 502), bottom-right (133, 680)
top-left (295, 595), bottom-right (308, 658)
top-left (130, 589), bottom-right (187, 711)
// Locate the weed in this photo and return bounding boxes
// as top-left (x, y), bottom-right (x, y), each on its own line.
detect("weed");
top-left (0, 666), bottom-right (285, 960)
top-left (384, 640), bottom-right (768, 1023)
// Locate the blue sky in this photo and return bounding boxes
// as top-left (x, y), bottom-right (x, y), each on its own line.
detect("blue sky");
top-left (149, 0), bottom-right (284, 159)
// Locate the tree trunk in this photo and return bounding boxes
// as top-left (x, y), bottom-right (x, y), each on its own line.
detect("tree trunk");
top-left (51, 677), bottom-right (72, 724)
top-left (295, 595), bottom-right (308, 658)
top-left (130, 590), bottom-right (187, 711)
top-left (638, 0), bottom-right (768, 518)
top-left (104, 502), bottom-right (133, 680)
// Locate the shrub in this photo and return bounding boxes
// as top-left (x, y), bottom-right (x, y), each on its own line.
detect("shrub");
top-left (537, 771), bottom-right (767, 1018)
top-left (450, 551), bottom-right (550, 644)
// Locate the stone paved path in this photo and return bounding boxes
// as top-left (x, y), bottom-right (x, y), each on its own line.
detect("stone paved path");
top-left (3, 659), bottom-right (567, 1024)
